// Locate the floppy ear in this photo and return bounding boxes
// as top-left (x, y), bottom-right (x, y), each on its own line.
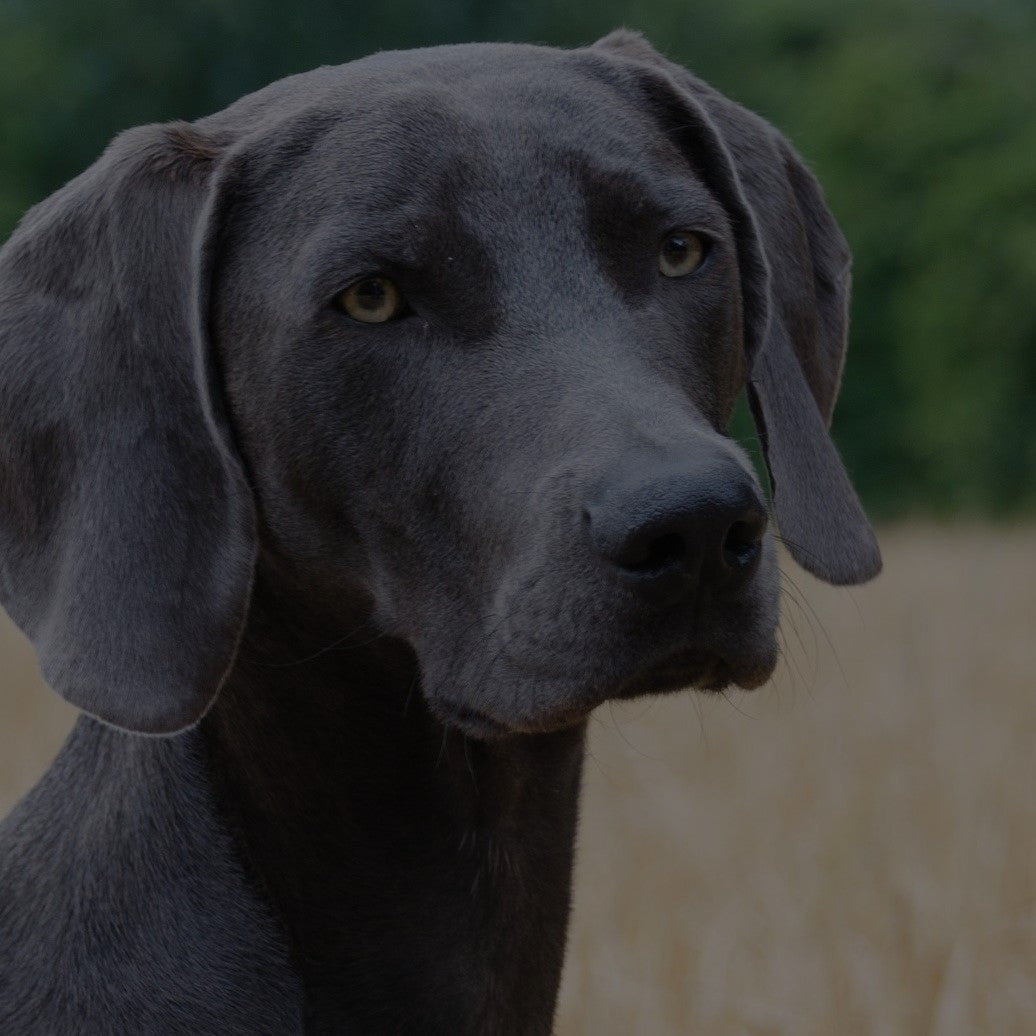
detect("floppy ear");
top-left (595, 30), bottom-right (881, 585)
top-left (0, 122), bottom-right (256, 733)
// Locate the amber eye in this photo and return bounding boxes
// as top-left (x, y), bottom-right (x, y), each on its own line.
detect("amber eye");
top-left (335, 276), bottom-right (405, 323)
top-left (659, 231), bottom-right (707, 277)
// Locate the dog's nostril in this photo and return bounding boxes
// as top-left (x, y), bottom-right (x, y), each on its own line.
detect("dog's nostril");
top-left (584, 454), bottom-right (768, 604)
top-left (722, 519), bottom-right (764, 570)
top-left (626, 531), bottom-right (686, 574)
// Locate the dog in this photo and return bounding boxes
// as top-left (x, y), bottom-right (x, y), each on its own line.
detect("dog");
top-left (0, 29), bottom-right (880, 1034)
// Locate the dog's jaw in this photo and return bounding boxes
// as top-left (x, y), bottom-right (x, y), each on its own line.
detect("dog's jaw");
top-left (200, 567), bottom-right (587, 1034)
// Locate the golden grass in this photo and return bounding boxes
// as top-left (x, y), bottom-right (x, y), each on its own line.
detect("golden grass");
top-left (2, 525), bottom-right (1035, 1032)
top-left (557, 526), bottom-right (1036, 1034)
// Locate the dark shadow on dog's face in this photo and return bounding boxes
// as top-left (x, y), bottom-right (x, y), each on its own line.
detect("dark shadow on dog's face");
top-left (213, 48), bottom-right (786, 737)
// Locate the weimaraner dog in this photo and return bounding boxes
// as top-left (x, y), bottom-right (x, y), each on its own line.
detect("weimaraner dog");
top-left (0, 30), bottom-right (880, 1035)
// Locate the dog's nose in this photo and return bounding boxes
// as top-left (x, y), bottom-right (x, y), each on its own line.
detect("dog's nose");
top-left (583, 455), bottom-right (767, 606)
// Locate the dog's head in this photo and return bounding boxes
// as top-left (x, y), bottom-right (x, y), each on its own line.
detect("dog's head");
top-left (0, 32), bottom-right (879, 736)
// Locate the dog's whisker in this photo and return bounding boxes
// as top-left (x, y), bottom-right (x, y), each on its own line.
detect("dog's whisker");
top-left (779, 566), bottom-right (851, 691)
top-left (716, 687), bottom-right (758, 721)
top-left (777, 580), bottom-right (818, 690)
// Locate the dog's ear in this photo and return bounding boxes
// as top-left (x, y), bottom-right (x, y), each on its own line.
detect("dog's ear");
top-left (595, 30), bottom-right (881, 585)
top-left (0, 122), bottom-right (256, 733)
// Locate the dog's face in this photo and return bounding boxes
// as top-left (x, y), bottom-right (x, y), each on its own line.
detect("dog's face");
top-left (0, 34), bottom-right (880, 735)
top-left (216, 48), bottom-right (774, 734)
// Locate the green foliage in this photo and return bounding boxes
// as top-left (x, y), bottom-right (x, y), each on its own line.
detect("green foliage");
top-left (1, 0), bottom-right (1033, 517)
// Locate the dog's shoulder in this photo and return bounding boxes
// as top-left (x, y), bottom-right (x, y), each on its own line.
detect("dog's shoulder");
top-left (0, 718), bottom-right (303, 1035)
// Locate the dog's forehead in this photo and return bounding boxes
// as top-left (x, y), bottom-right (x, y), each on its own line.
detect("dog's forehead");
top-left (218, 43), bottom-right (699, 224)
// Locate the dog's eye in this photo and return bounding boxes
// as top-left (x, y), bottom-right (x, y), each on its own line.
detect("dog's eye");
top-left (659, 231), bottom-right (707, 278)
top-left (335, 276), bottom-right (405, 323)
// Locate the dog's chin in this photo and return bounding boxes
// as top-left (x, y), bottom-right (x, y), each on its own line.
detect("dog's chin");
top-left (434, 641), bottom-right (779, 740)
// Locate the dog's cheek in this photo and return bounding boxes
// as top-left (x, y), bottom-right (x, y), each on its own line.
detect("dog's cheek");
top-left (657, 276), bottom-right (747, 431)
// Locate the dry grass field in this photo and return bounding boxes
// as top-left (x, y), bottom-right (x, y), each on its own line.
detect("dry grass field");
top-left (2, 525), bottom-right (1035, 1033)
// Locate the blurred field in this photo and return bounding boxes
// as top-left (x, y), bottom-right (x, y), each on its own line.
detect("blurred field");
top-left (2, 525), bottom-right (1035, 1032)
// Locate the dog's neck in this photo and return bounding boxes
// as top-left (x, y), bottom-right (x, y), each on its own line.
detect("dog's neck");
top-left (201, 566), bottom-right (586, 1034)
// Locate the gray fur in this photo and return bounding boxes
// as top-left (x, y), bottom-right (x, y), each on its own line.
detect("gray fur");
top-left (0, 32), bottom-right (879, 1034)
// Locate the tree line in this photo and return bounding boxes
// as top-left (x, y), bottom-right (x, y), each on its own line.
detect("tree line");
top-left (2, 0), bottom-right (1033, 517)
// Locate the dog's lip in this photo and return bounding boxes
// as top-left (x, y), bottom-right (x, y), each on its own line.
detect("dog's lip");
top-left (440, 698), bottom-right (592, 739)
top-left (441, 640), bottom-right (777, 739)
top-left (614, 648), bottom-right (720, 697)
top-left (440, 702), bottom-right (516, 739)
top-left (616, 643), bottom-right (776, 697)
top-left (614, 645), bottom-right (750, 698)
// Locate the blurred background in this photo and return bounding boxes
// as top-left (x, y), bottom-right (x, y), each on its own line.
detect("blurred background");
top-left (1, 0), bottom-right (1034, 1031)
